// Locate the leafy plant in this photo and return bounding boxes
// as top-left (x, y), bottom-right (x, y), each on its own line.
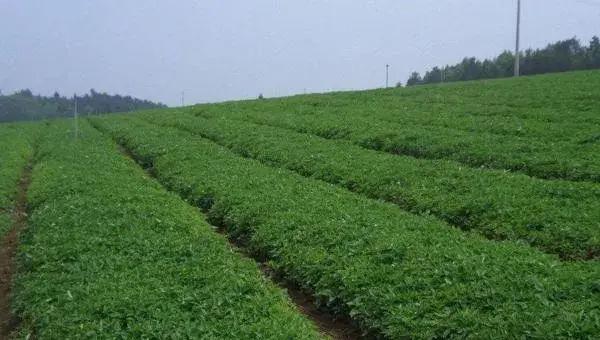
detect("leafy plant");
top-left (92, 115), bottom-right (600, 339)
top-left (137, 112), bottom-right (600, 260)
top-left (12, 120), bottom-right (323, 339)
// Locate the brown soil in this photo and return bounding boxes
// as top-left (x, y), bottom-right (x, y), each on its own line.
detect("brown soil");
top-left (1, 162), bottom-right (33, 340)
top-left (220, 225), bottom-right (363, 340)
top-left (265, 267), bottom-right (363, 340)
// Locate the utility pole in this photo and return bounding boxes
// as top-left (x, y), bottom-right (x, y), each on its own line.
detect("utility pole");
top-left (74, 94), bottom-right (78, 139)
top-left (515, 0), bottom-right (521, 77)
top-left (181, 91), bottom-right (185, 107)
top-left (386, 64), bottom-right (390, 88)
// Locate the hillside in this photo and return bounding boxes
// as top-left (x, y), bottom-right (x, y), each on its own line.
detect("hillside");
top-left (2, 70), bottom-right (600, 339)
top-left (191, 69), bottom-right (600, 182)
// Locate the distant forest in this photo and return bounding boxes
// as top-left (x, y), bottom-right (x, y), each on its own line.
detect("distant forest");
top-left (404, 35), bottom-right (600, 86)
top-left (0, 89), bottom-right (166, 123)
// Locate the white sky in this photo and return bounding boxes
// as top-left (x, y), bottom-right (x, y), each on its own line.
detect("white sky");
top-left (1, 0), bottom-right (599, 106)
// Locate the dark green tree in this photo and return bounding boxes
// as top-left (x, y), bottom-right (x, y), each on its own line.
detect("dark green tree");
top-left (423, 67), bottom-right (443, 83)
top-left (405, 35), bottom-right (599, 86)
top-left (0, 89), bottom-right (166, 123)
top-left (588, 36), bottom-right (600, 68)
top-left (406, 72), bottom-right (423, 86)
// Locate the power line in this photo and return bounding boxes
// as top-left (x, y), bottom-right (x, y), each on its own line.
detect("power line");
top-left (385, 64), bottom-right (390, 88)
top-left (74, 94), bottom-right (78, 139)
top-left (515, 0), bottom-right (521, 77)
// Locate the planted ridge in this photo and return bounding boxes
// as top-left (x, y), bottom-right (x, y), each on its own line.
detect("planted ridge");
top-left (138, 112), bottom-right (600, 261)
top-left (91, 115), bottom-right (600, 339)
top-left (114, 135), bottom-right (361, 340)
top-left (186, 70), bottom-right (600, 184)
top-left (11, 121), bottom-right (324, 339)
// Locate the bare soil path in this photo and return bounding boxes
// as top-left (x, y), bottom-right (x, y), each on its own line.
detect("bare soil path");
top-left (1, 161), bottom-right (33, 339)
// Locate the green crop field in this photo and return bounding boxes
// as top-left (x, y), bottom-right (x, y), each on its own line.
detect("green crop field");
top-left (2, 70), bottom-right (600, 339)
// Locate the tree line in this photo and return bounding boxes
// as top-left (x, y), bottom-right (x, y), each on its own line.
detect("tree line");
top-left (404, 35), bottom-right (600, 86)
top-left (0, 89), bottom-right (166, 123)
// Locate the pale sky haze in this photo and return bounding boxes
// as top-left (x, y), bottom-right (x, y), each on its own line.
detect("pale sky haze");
top-left (1, 0), bottom-right (599, 106)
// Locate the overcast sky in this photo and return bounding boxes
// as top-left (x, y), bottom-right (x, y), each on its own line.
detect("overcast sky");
top-left (1, 0), bottom-right (599, 106)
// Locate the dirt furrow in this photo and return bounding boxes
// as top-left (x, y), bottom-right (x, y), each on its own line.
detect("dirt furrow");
top-left (110, 134), bottom-right (363, 340)
top-left (0, 160), bottom-right (33, 339)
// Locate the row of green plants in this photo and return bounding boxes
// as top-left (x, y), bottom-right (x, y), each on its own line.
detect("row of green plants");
top-left (92, 115), bottom-right (600, 339)
top-left (400, 70), bottom-right (599, 138)
top-left (138, 112), bottom-right (600, 260)
top-left (356, 101), bottom-right (596, 142)
top-left (399, 70), bottom-right (600, 114)
top-left (186, 71), bottom-right (600, 182)
top-left (208, 70), bottom-right (600, 141)
top-left (0, 122), bottom-right (37, 236)
top-left (193, 105), bottom-right (599, 183)
top-left (12, 120), bottom-right (323, 339)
